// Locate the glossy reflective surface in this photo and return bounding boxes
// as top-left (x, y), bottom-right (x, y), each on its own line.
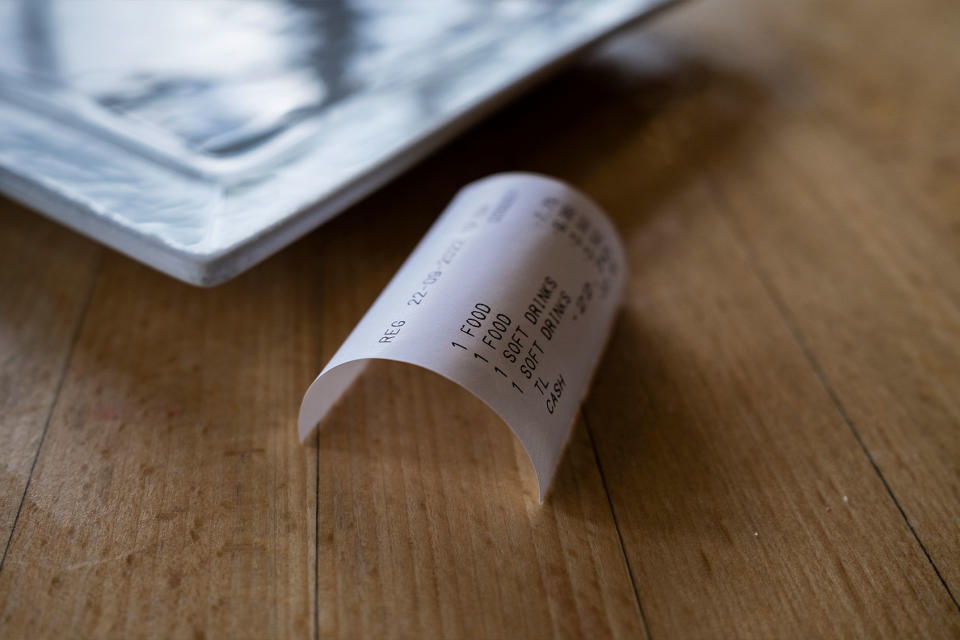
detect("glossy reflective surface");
top-left (0, 0), bottom-right (671, 284)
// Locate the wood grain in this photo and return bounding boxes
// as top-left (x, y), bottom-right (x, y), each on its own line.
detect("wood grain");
top-left (0, 0), bottom-right (958, 636)
top-left (582, 177), bottom-right (959, 637)
top-left (715, 118), bottom-right (960, 594)
top-left (0, 204), bottom-right (100, 553)
top-left (704, 0), bottom-right (960, 592)
top-left (316, 363), bottom-right (645, 638)
top-left (574, 1), bottom-right (960, 634)
top-left (0, 249), bottom-right (321, 637)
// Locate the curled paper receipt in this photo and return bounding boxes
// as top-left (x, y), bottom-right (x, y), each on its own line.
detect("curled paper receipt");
top-left (299, 173), bottom-right (625, 500)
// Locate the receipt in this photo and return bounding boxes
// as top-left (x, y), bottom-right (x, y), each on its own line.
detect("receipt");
top-left (299, 173), bottom-right (625, 500)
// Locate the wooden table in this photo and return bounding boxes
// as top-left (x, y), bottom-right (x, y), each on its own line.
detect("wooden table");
top-left (1, 0), bottom-right (958, 636)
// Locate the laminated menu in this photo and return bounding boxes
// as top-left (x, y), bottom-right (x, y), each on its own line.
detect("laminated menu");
top-left (298, 173), bottom-right (626, 500)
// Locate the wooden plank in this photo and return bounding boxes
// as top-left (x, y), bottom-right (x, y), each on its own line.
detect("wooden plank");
top-left (700, 0), bottom-right (960, 594)
top-left (715, 118), bottom-right (960, 596)
top-left (559, 2), bottom-right (959, 635)
top-left (582, 175), bottom-right (959, 636)
top-left (0, 201), bottom-right (100, 554)
top-left (0, 245), bottom-right (320, 637)
top-left (311, 181), bottom-right (647, 638)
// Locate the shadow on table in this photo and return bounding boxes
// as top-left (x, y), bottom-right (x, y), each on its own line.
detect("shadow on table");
top-left (311, 28), bottom-right (767, 513)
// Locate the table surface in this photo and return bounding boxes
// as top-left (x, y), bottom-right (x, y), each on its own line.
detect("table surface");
top-left (1, 0), bottom-right (958, 637)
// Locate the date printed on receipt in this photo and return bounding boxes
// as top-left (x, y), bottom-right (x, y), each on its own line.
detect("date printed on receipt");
top-left (298, 173), bottom-right (626, 501)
